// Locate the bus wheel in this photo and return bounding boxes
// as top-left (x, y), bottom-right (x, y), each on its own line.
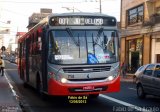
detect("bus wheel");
top-left (36, 76), bottom-right (47, 100)
top-left (23, 82), bottom-right (28, 88)
top-left (89, 94), bottom-right (99, 98)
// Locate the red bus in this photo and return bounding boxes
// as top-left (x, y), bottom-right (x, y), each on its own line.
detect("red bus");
top-left (18, 12), bottom-right (120, 98)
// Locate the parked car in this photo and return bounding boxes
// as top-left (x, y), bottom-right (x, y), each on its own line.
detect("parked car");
top-left (15, 56), bottom-right (18, 64)
top-left (136, 63), bottom-right (160, 99)
top-left (9, 55), bottom-right (16, 63)
top-left (133, 64), bottom-right (148, 82)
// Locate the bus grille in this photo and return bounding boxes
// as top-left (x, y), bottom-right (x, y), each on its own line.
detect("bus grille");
top-left (63, 66), bottom-right (111, 73)
top-left (67, 77), bottom-right (107, 81)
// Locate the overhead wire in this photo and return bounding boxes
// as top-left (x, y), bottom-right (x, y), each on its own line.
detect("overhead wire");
top-left (0, 8), bottom-right (28, 17)
top-left (0, 0), bottom-right (83, 4)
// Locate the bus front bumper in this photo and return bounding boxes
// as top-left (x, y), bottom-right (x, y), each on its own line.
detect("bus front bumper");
top-left (48, 76), bottom-right (120, 96)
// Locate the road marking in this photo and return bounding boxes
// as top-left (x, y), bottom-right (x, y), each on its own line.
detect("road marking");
top-left (128, 87), bottom-right (136, 91)
top-left (5, 69), bottom-right (17, 70)
top-left (100, 94), bottom-right (151, 112)
top-left (4, 73), bottom-right (18, 97)
top-left (4, 71), bottom-right (32, 112)
top-left (4, 70), bottom-right (20, 101)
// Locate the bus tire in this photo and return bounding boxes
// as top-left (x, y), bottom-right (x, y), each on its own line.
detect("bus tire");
top-left (22, 70), bottom-right (28, 88)
top-left (89, 94), bottom-right (99, 98)
top-left (23, 82), bottom-right (28, 88)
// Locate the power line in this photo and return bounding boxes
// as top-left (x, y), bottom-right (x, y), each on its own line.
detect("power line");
top-left (0, 21), bottom-right (9, 24)
top-left (0, 26), bottom-right (10, 28)
top-left (0, 20), bottom-right (25, 28)
top-left (0, 1), bottom-right (82, 4)
top-left (1, 8), bottom-right (28, 17)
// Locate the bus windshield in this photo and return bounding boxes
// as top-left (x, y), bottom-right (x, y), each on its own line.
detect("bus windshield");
top-left (48, 29), bottom-right (118, 65)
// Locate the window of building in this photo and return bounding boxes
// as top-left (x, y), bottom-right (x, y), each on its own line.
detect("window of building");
top-left (156, 38), bottom-right (160, 42)
top-left (127, 4), bottom-right (144, 25)
top-left (157, 54), bottom-right (160, 63)
top-left (156, 7), bottom-right (160, 14)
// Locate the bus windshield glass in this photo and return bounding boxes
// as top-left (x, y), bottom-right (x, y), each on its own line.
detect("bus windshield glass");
top-left (48, 29), bottom-right (118, 64)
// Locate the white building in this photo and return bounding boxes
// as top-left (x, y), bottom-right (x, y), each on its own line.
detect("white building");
top-left (0, 20), bottom-right (11, 53)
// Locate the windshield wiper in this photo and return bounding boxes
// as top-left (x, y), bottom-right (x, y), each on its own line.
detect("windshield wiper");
top-left (92, 33), bottom-right (95, 55)
top-left (93, 28), bottom-right (106, 49)
top-left (66, 28), bottom-right (79, 46)
top-left (77, 34), bottom-right (80, 58)
top-left (94, 28), bottom-right (103, 44)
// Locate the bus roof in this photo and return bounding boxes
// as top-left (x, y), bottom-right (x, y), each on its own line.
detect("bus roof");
top-left (18, 12), bottom-right (117, 43)
top-left (48, 12), bottom-right (116, 18)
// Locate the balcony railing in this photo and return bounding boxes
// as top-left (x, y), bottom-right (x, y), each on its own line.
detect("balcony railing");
top-left (143, 13), bottom-right (160, 26)
top-left (146, 0), bottom-right (156, 2)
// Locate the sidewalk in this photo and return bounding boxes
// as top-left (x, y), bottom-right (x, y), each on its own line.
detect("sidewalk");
top-left (0, 73), bottom-right (22, 112)
top-left (120, 73), bottom-right (134, 82)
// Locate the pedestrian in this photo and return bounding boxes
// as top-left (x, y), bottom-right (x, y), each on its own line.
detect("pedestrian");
top-left (121, 61), bottom-right (127, 78)
top-left (0, 57), bottom-right (5, 76)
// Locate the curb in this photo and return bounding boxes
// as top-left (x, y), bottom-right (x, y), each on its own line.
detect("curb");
top-left (120, 76), bottom-right (134, 82)
top-left (3, 71), bottom-right (23, 112)
top-left (120, 78), bottom-right (134, 82)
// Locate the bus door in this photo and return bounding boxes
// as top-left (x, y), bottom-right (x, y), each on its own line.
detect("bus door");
top-left (41, 30), bottom-right (48, 92)
top-left (26, 38), bottom-right (30, 82)
top-left (18, 43), bottom-right (23, 79)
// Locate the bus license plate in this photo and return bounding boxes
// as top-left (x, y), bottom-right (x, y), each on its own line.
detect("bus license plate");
top-left (83, 86), bottom-right (94, 90)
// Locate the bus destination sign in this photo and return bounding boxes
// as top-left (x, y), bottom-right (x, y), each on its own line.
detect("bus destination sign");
top-left (49, 16), bottom-right (116, 26)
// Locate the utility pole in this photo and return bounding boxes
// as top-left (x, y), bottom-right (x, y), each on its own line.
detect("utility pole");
top-left (62, 7), bottom-right (82, 13)
top-left (99, 0), bottom-right (102, 13)
top-left (85, 0), bottom-right (102, 13)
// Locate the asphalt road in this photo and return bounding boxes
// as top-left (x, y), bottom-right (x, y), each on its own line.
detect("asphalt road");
top-left (4, 61), bottom-right (160, 112)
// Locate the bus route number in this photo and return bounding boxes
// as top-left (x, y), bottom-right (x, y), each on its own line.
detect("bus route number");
top-left (58, 18), bottom-right (103, 25)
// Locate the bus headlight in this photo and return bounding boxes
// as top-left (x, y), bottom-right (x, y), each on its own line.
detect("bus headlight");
top-left (108, 76), bottom-right (114, 81)
top-left (107, 72), bottom-right (118, 81)
top-left (61, 78), bottom-right (68, 83)
top-left (55, 74), bottom-right (68, 83)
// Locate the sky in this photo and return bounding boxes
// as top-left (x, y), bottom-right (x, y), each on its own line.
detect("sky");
top-left (0, 0), bottom-right (121, 33)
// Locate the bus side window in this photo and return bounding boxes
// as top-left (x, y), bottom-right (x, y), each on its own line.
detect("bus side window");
top-left (35, 31), bottom-right (38, 54)
top-left (22, 42), bottom-right (24, 57)
top-left (35, 30), bottom-right (42, 54)
top-left (18, 43), bottom-right (22, 58)
top-left (23, 41), bottom-right (26, 57)
top-left (32, 33), bottom-right (35, 55)
top-left (29, 35), bottom-right (32, 55)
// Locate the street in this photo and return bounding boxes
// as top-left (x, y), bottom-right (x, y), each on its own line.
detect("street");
top-left (4, 61), bottom-right (160, 112)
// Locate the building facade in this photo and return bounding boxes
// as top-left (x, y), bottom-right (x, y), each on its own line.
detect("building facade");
top-left (121, 0), bottom-right (160, 73)
top-left (27, 8), bottom-right (52, 30)
top-left (0, 21), bottom-right (11, 48)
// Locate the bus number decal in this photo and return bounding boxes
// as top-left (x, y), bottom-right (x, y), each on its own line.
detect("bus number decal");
top-left (55, 55), bottom-right (73, 60)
